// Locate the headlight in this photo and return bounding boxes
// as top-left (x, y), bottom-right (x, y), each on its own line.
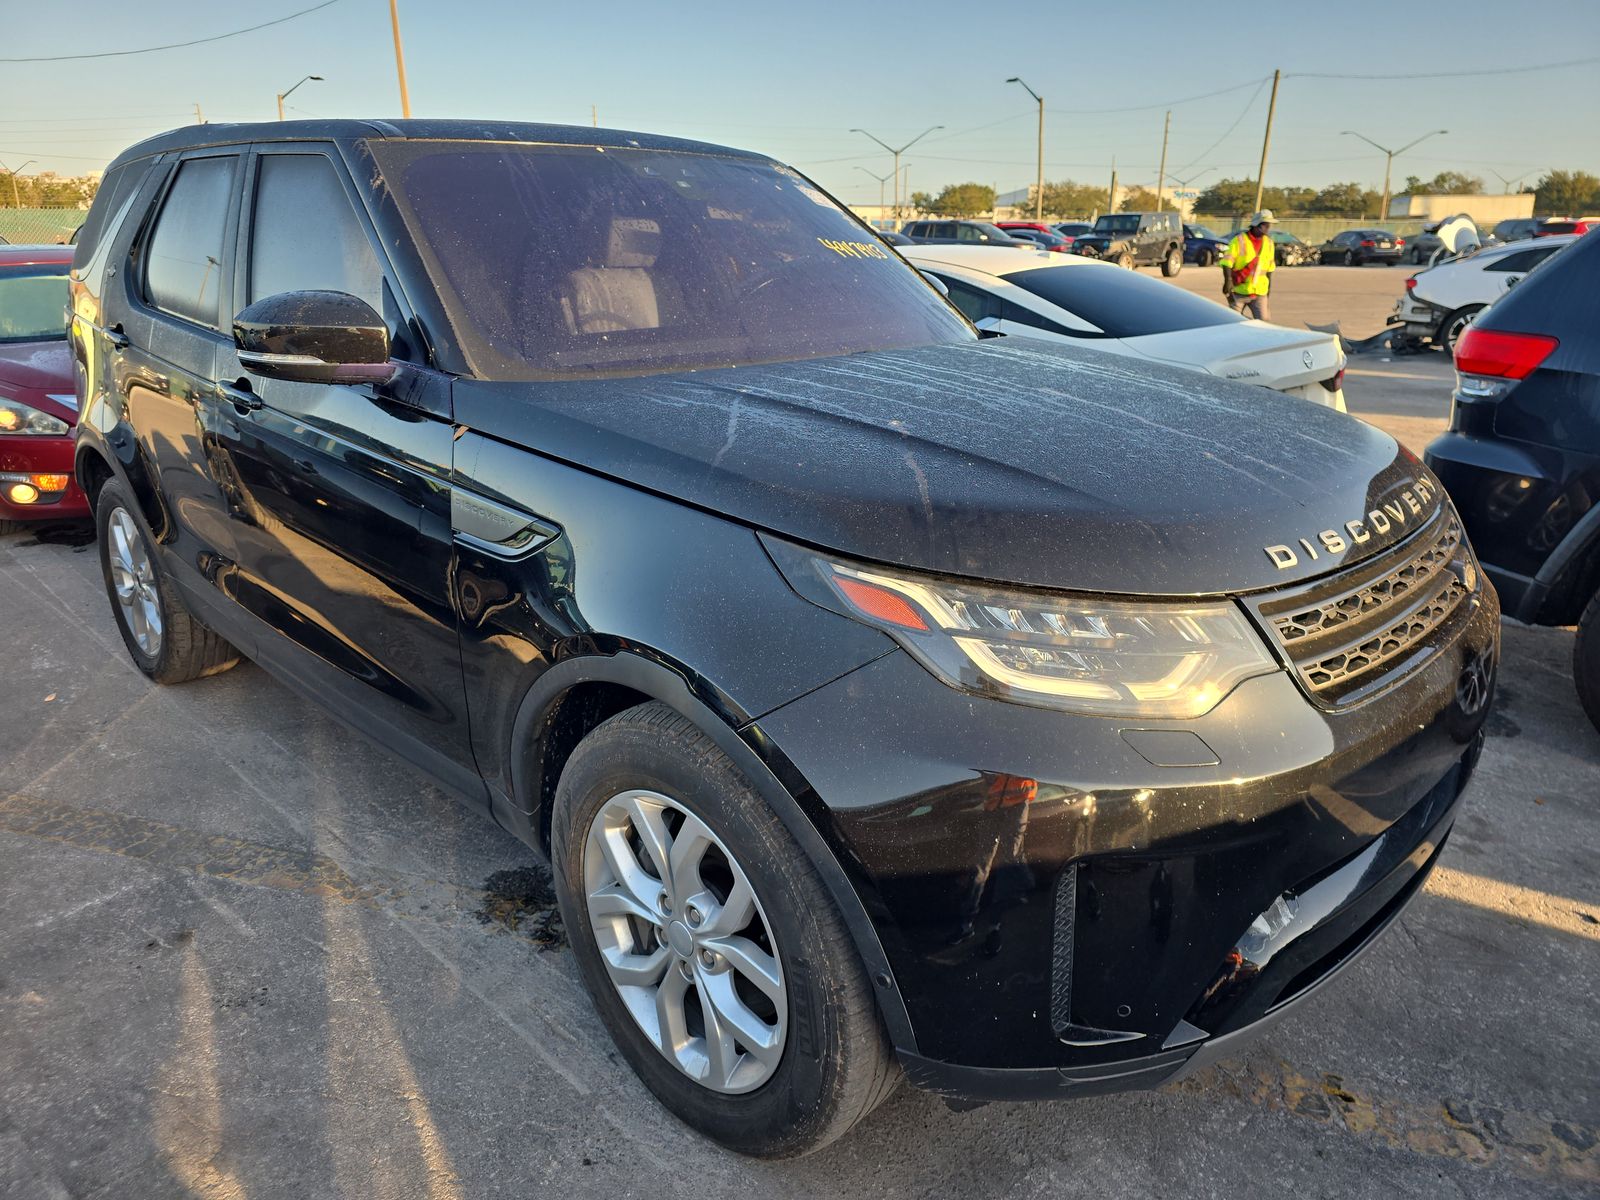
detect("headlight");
top-left (767, 541), bottom-right (1279, 718)
top-left (0, 396), bottom-right (69, 436)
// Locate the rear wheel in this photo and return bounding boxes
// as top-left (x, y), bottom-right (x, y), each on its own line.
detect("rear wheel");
top-left (95, 479), bottom-right (240, 684)
top-left (1345, 250), bottom-right (1358, 266)
top-left (551, 701), bottom-right (898, 1157)
top-left (1575, 589), bottom-right (1600, 736)
top-left (1161, 246), bottom-right (1182, 277)
top-left (1437, 305), bottom-right (1484, 356)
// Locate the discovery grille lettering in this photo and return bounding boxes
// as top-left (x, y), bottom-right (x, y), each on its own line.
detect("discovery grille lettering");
top-left (1265, 477), bottom-right (1438, 570)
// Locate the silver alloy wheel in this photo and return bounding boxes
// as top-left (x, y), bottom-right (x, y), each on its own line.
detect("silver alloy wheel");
top-left (583, 789), bottom-right (786, 1094)
top-left (1443, 309), bottom-right (1478, 355)
top-left (108, 506), bottom-right (162, 657)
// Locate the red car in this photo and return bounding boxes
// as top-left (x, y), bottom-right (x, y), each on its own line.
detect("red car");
top-left (0, 245), bottom-right (86, 532)
top-left (1534, 217), bottom-right (1598, 238)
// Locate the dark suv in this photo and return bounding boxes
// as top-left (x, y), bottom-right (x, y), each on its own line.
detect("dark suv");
top-left (1425, 227), bottom-right (1600, 732)
top-left (1071, 210), bottom-right (1184, 274)
top-left (72, 120), bottom-right (1498, 1157)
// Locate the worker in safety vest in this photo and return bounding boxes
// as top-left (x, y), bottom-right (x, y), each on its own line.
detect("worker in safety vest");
top-left (1219, 209), bottom-right (1276, 320)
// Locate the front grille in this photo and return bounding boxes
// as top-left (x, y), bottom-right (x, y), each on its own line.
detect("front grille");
top-left (1250, 513), bottom-right (1472, 704)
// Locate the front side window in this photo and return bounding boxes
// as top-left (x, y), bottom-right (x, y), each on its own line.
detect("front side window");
top-left (370, 140), bottom-right (970, 380)
top-left (144, 155), bottom-right (236, 328)
top-left (249, 154), bottom-right (384, 314)
top-left (0, 264), bottom-right (68, 342)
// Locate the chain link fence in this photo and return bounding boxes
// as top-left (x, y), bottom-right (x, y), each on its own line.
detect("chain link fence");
top-left (0, 207), bottom-right (86, 246)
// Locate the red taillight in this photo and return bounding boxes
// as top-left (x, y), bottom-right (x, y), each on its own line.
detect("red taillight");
top-left (1405, 276), bottom-right (1417, 291)
top-left (1320, 368), bottom-right (1345, 394)
top-left (1395, 238), bottom-right (1406, 246)
top-left (1454, 327), bottom-right (1559, 379)
top-left (1360, 239), bottom-right (1376, 247)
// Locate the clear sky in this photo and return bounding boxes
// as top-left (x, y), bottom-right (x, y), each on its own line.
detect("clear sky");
top-left (4, 0), bottom-right (1597, 204)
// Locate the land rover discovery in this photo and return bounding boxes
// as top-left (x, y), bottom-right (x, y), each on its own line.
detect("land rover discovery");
top-left (71, 120), bottom-right (1498, 1157)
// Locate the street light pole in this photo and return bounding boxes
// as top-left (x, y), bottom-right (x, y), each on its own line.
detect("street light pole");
top-left (1006, 77), bottom-right (1044, 220)
top-left (276, 74), bottom-right (324, 121)
top-left (1156, 109), bottom-right (1171, 211)
top-left (856, 165), bottom-right (895, 211)
top-left (850, 125), bottom-right (944, 219)
top-left (0, 159), bottom-right (36, 208)
top-left (1341, 129), bottom-right (1448, 223)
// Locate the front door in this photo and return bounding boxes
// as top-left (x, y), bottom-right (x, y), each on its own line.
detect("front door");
top-left (212, 145), bottom-right (480, 798)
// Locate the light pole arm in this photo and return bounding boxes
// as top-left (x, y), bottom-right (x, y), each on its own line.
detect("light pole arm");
top-left (1396, 129), bottom-right (1448, 157)
top-left (1340, 130), bottom-right (1393, 156)
top-left (849, 128), bottom-right (897, 155)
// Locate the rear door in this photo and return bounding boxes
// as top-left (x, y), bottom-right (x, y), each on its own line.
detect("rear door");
top-left (110, 150), bottom-right (255, 649)
top-left (212, 143), bottom-right (480, 797)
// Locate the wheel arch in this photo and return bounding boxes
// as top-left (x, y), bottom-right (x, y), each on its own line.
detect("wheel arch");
top-left (506, 651), bottom-right (920, 1054)
top-left (74, 441), bottom-right (115, 509)
top-left (1525, 504), bottom-right (1600, 626)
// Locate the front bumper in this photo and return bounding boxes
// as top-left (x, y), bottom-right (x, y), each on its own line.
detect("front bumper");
top-left (0, 433), bottom-right (89, 524)
top-left (754, 560), bottom-right (1499, 1098)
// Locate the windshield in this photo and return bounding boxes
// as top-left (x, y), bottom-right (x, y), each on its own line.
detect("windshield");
top-left (0, 264), bottom-right (68, 343)
top-left (1187, 226), bottom-right (1220, 240)
top-left (1003, 264), bottom-right (1242, 338)
top-left (1092, 215), bottom-right (1139, 235)
top-left (370, 140), bottom-right (970, 379)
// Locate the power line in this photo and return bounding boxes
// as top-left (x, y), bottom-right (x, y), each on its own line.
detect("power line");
top-left (1046, 78), bottom-right (1270, 116)
top-left (0, 0), bottom-right (344, 63)
top-left (1289, 56), bottom-right (1598, 81)
top-left (1173, 78), bottom-right (1269, 175)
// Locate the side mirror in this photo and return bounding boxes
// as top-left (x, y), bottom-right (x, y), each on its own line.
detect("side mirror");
top-left (917, 269), bottom-right (950, 297)
top-left (234, 290), bottom-right (392, 385)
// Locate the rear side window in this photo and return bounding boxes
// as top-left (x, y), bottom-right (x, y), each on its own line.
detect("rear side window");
top-left (144, 156), bottom-right (236, 328)
top-left (1004, 264), bottom-right (1241, 337)
top-left (1485, 247), bottom-right (1563, 274)
top-left (248, 154), bottom-right (383, 313)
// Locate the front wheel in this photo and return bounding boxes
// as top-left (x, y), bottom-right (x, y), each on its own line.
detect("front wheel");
top-left (1114, 249), bottom-right (1134, 269)
top-left (1574, 590), bottom-right (1600, 736)
top-left (95, 479), bottom-right (240, 683)
top-left (551, 702), bottom-right (898, 1157)
top-left (1196, 248), bottom-right (1216, 268)
top-left (1161, 246), bottom-right (1183, 277)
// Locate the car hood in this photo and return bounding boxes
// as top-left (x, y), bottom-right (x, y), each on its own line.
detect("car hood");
top-left (0, 341), bottom-right (76, 424)
top-left (453, 339), bottom-right (1435, 596)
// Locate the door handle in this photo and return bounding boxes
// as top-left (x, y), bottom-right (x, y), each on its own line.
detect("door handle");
top-left (219, 381), bottom-right (261, 413)
top-left (106, 326), bottom-right (130, 351)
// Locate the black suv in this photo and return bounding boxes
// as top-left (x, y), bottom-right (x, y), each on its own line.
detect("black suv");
top-left (1426, 227), bottom-right (1600, 732)
top-left (900, 219), bottom-right (1025, 246)
top-left (72, 121), bottom-right (1498, 1157)
top-left (1071, 210), bottom-right (1184, 274)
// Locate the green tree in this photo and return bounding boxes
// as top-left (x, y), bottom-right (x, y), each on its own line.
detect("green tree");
top-left (1310, 182), bottom-right (1382, 217)
top-left (1195, 177), bottom-right (1259, 216)
top-left (908, 190), bottom-right (935, 215)
top-left (931, 182), bottom-right (996, 218)
top-left (1038, 179), bottom-right (1105, 219)
top-left (1424, 171), bottom-right (1483, 195)
top-left (4, 171), bottom-right (98, 209)
top-left (1534, 169), bottom-right (1600, 215)
top-left (1119, 186), bottom-right (1162, 212)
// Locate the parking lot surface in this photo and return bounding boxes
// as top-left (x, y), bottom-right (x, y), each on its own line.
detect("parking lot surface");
top-left (3, 266), bottom-right (1597, 1199)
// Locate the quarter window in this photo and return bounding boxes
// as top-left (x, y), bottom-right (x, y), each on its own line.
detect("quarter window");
top-left (249, 154), bottom-right (383, 313)
top-left (1485, 247), bottom-right (1561, 274)
top-left (144, 156), bottom-right (236, 328)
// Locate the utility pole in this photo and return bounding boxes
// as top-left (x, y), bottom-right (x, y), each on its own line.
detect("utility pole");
top-left (1252, 69), bottom-right (1281, 213)
top-left (1156, 109), bottom-right (1171, 211)
top-left (193, 102), bottom-right (205, 125)
top-left (1006, 77), bottom-right (1045, 221)
top-left (850, 126), bottom-right (944, 219)
top-left (0, 160), bottom-right (35, 209)
top-left (1108, 158), bottom-right (1118, 214)
top-left (389, 0), bottom-right (412, 118)
top-left (591, 105), bottom-right (598, 128)
top-left (1341, 128), bottom-right (1448, 223)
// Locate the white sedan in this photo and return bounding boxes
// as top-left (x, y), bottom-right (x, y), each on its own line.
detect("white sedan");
top-left (901, 244), bottom-right (1347, 410)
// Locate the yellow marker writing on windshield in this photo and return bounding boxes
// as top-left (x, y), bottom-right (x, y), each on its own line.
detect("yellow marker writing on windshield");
top-left (818, 237), bottom-right (890, 260)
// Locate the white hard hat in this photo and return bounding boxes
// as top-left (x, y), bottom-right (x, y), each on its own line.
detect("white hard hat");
top-left (1251, 209), bottom-right (1276, 225)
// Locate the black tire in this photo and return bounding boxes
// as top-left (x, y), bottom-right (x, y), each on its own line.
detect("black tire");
top-left (1196, 248), bottom-right (1216, 268)
top-left (551, 701), bottom-right (899, 1157)
top-left (1345, 250), bottom-right (1358, 266)
top-left (1437, 305), bottom-right (1484, 356)
top-left (0, 518), bottom-right (27, 535)
top-left (95, 479), bottom-right (240, 684)
top-left (1161, 246), bottom-right (1183, 277)
top-left (1575, 589), bottom-right (1600, 736)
